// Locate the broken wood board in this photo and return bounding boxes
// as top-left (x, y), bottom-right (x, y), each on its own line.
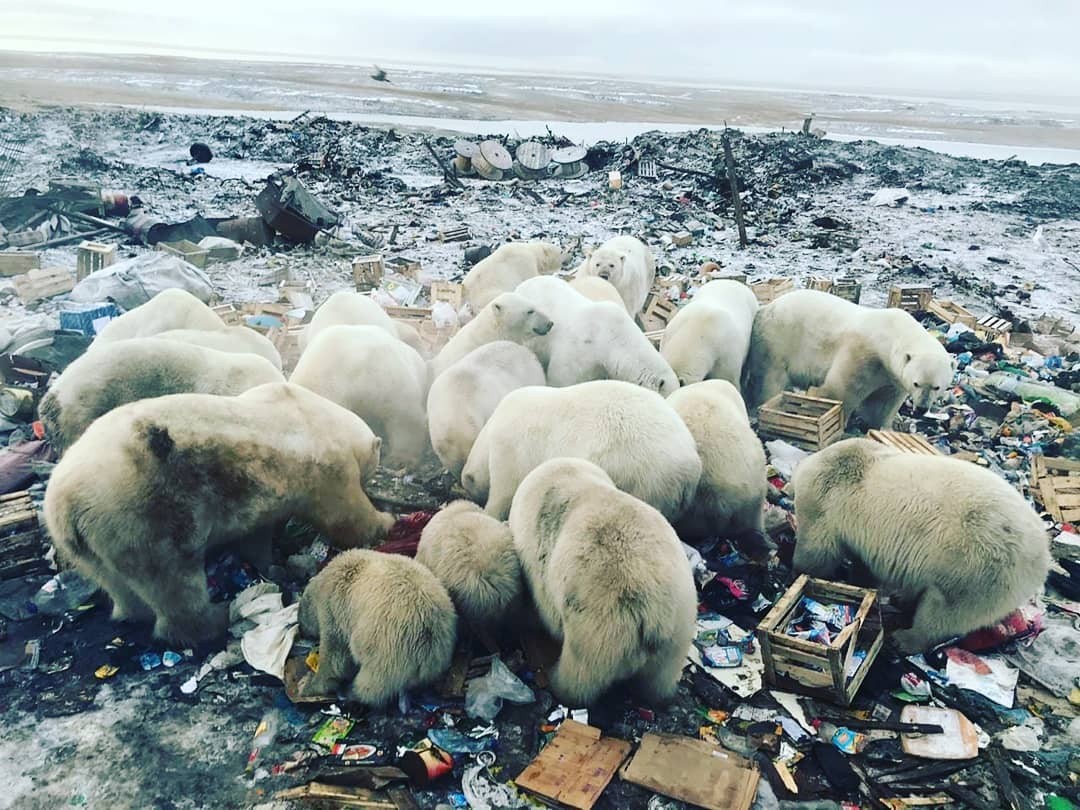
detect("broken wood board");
top-left (273, 782), bottom-right (407, 808)
top-left (619, 732), bottom-right (760, 810)
top-left (867, 430), bottom-right (941, 456)
top-left (1031, 455), bottom-right (1080, 523)
top-left (13, 267), bottom-right (76, 305)
top-left (516, 720), bottom-right (632, 810)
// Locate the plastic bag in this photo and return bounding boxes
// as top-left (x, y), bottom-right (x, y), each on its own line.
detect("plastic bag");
top-left (31, 570), bottom-right (99, 615)
top-left (70, 253), bottom-right (214, 311)
top-left (431, 301), bottom-right (458, 330)
top-left (465, 657), bottom-right (535, 721)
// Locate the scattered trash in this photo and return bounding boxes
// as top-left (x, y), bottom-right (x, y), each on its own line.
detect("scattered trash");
top-left (464, 656), bottom-right (535, 721)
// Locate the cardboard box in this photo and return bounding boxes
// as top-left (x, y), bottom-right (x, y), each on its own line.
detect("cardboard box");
top-left (516, 721), bottom-right (631, 810)
top-left (620, 733), bottom-right (759, 810)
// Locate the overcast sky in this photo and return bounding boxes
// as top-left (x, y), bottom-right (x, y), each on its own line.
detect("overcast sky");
top-left (2, 1), bottom-right (1079, 102)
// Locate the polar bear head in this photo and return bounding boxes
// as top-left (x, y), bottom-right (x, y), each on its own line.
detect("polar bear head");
top-left (489, 292), bottom-right (553, 337)
top-left (529, 241), bottom-right (567, 274)
top-left (900, 350), bottom-right (954, 412)
top-left (586, 247), bottom-right (628, 285)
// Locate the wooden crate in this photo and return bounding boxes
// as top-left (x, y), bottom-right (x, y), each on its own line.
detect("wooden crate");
top-left (157, 239), bottom-right (209, 269)
top-left (430, 280), bottom-right (464, 310)
top-left (76, 241), bottom-right (116, 281)
top-left (977, 315), bottom-right (1013, 343)
top-left (641, 294), bottom-right (678, 332)
top-left (0, 251), bottom-right (42, 277)
top-left (867, 429), bottom-right (941, 456)
top-left (926, 299), bottom-right (977, 329)
top-left (758, 392), bottom-right (843, 451)
top-left (751, 277), bottom-right (795, 305)
top-left (211, 303), bottom-right (242, 326)
top-left (887, 284), bottom-right (933, 313)
top-left (385, 256), bottom-right (422, 280)
top-left (352, 254), bottom-right (384, 291)
top-left (830, 277), bottom-right (861, 304)
top-left (438, 225), bottom-right (470, 243)
top-left (645, 329), bottom-right (664, 349)
top-left (756, 575), bottom-right (884, 706)
top-left (0, 490), bottom-right (49, 581)
top-left (266, 324), bottom-right (305, 375)
top-left (1031, 456), bottom-right (1080, 524)
top-left (807, 276), bottom-right (832, 292)
top-left (13, 268), bottom-right (76, 305)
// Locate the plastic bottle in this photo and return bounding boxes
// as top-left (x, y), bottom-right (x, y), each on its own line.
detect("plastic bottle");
top-left (984, 372), bottom-right (1080, 423)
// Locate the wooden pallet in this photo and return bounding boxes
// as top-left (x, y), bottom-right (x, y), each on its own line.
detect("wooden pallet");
top-left (887, 284), bottom-right (933, 313)
top-left (926, 299), bottom-right (977, 329)
top-left (751, 277), bottom-right (795, 305)
top-left (756, 575), bottom-right (883, 707)
top-left (867, 429), bottom-right (941, 456)
top-left (758, 392), bottom-right (844, 451)
top-left (1031, 455), bottom-right (1080, 523)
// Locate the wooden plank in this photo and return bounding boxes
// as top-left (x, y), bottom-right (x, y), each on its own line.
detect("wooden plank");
top-left (516, 721), bottom-right (631, 810)
top-left (13, 267), bottom-right (76, 305)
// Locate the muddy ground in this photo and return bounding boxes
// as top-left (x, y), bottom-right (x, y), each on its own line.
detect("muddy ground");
top-left (0, 106), bottom-right (1078, 810)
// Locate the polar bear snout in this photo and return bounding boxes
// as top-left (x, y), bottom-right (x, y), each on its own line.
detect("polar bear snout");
top-left (532, 318), bottom-right (553, 335)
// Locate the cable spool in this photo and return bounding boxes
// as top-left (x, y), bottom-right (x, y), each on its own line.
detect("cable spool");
top-left (472, 140), bottom-right (513, 181)
top-left (549, 145), bottom-right (588, 179)
top-left (512, 141), bottom-right (550, 180)
top-left (452, 140), bottom-right (478, 176)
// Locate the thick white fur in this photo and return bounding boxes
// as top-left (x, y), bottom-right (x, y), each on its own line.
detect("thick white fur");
top-left (509, 458), bottom-right (696, 706)
top-left (152, 326), bottom-right (283, 370)
top-left (569, 275), bottom-right (627, 309)
top-left (462, 241), bottom-right (565, 312)
top-left (430, 292), bottom-right (552, 378)
top-left (661, 280), bottom-right (759, 388)
top-left (461, 380), bottom-right (701, 521)
top-left (792, 438), bottom-right (1051, 652)
top-left (427, 341), bottom-right (545, 479)
top-left (300, 290), bottom-right (424, 354)
top-left (94, 288), bottom-right (225, 343)
top-left (577, 235), bottom-right (655, 315)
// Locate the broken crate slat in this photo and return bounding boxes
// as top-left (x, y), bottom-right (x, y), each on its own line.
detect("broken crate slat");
top-left (1031, 455), bottom-right (1080, 523)
top-left (867, 429), bottom-right (941, 456)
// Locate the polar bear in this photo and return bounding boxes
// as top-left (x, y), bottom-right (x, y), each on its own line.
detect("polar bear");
top-left (43, 383), bottom-right (394, 643)
top-left (569, 275), bottom-right (626, 309)
top-left (152, 326), bottom-right (283, 370)
top-left (39, 338), bottom-right (284, 454)
top-left (577, 235), bottom-right (655, 316)
top-left (742, 290), bottom-right (954, 428)
top-left (462, 380), bottom-right (701, 521)
top-left (515, 276), bottom-right (677, 394)
top-left (416, 500), bottom-right (522, 634)
top-left (298, 549), bottom-right (456, 705)
top-left (792, 438), bottom-right (1051, 653)
top-left (431, 292), bottom-right (552, 378)
top-left (94, 288), bottom-right (226, 344)
top-left (462, 241), bottom-right (565, 312)
top-left (661, 280), bottom-right (759, 388)
top-left (509, 458), bottom-right (696, 706)
top-left (291, 325), bottom-right (430, 466)
top-left (427, 341), bottom-right (545, 478)
top-left (667, 380), bottom-right (767, 540)
top-left (300, 290), bottom-right (424, 355)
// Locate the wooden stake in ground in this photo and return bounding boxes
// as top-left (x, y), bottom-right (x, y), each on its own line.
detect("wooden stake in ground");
top-left (722, 132), bottom-right (749, 249)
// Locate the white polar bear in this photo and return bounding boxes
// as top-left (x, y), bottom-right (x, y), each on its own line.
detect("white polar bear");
top-left (300, 290), bottom-right (424, 355)
top-left (94, 288), bottom-right (226, 344)
top-left (152, 326), bottom-right (283, 370)
top-left (792, 438), bottom-right (1051, 653)
top-left (667, 380), bottom-right (767, 540)
top-left (743, 290), bottom-right (954, 429)
top-left (290, 325), bottom-right (429, 465)
top-left (577, 235), bottom-right (655, 316)
top-left (416, 500), bottom-right (523, 634)
top-left (461, 380), bottom-right (701, 521)
top-left (509, 457), bottom-right (697, 706)
top-left (39, 338), bottom-right (284, 453)
top-left (462, 241), bottom-right (565, 312)
top-left (427, 341), bottom-right (545, 479)
top-left (661, 280), bottom-right (759, 388)
top-left (430, 292), bottom-right (552, 378)
top-left (515, 276), bottom-right (677, 394)
top-left (569, 275), bottom-right (626, 309)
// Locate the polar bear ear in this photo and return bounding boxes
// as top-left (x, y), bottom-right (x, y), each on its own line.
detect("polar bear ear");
top-left (904, 352), bottom-right (912, 364)
top-left (617, 252), bottom-right (629, 266)
top-left (491, 300), bottom-right (504, 322)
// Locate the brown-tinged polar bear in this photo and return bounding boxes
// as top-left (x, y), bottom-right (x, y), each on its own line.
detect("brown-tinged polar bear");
top-left (515, 276), bottom-right (677, 393)
top-left (661, 280), bottom-right (759, 388)
top-left (152, 326), bottom-right (283, 370)
top-left (298, 549), bottom-right (456, 705)
top-left (792, 438), bottom-right (1051, 653)
top-left (743, 290), bottom-right (954, 428)
top-left (462, 380), bottom-right (701, 521)
top-left (94, 288), bottom-right (226, 343)
top-left (462, 241), bottom-right (565, 312)
top-left (509, 458), bottom-right (696, 706)
top-left (300, 290), bottom-right (424, 355)
top-left (426, 341), bottom-right (545, 478)
top-left (43, 383), bottom-right (394, 643)
top-left (39, 338), bottom-right (284, 454)
top-left (577, 235), bottom-right (655, 316)
top-left (430, 292), bottom-right (553, 378)
top-left (667, 380), bottom-right (767, 539)
top-left (290, 325), bottom-right (429, 466)
top-left (569, 275), bottom-right (626, 309)
top-left (416, 500), bottom-right (522, 633)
